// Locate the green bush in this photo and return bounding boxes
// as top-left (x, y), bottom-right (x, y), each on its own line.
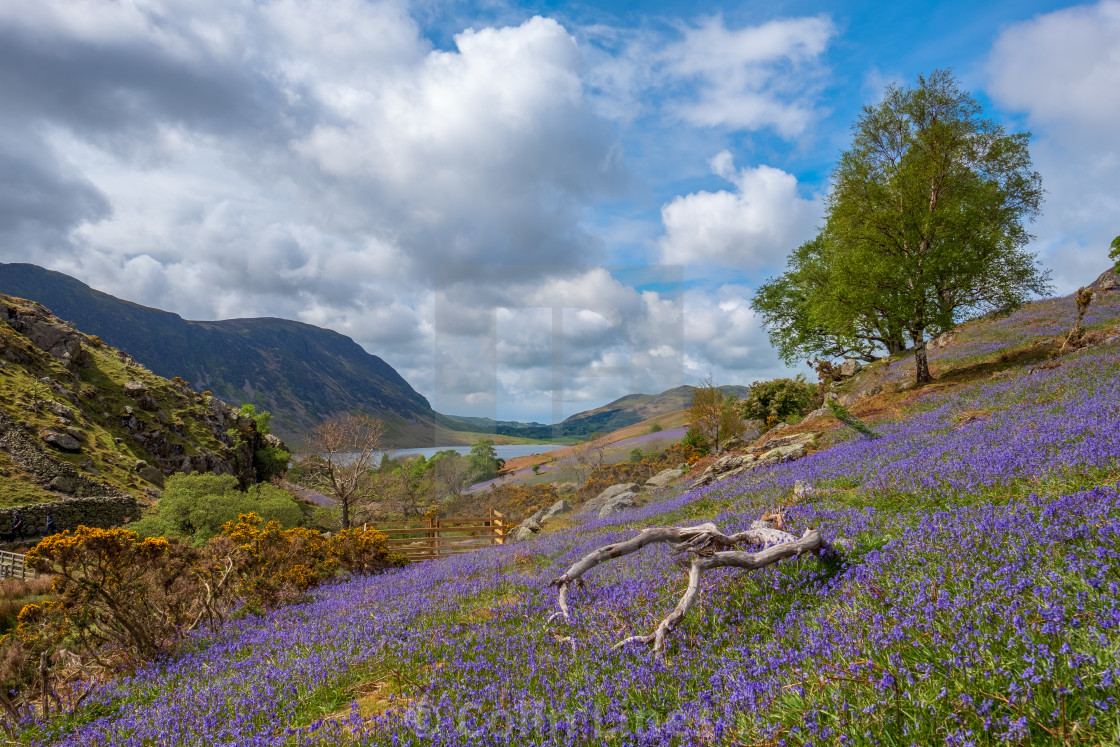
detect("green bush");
top-left (740, 376), bottom-right (817, 424)
top-left (132, 474), bottom-right (304, 545)
top-left (1110, 234), bottom-right (1119, 270)
top-left (681, 427), bottom-right (710, 456)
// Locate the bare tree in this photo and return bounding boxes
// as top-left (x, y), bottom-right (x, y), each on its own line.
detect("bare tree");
top-left (430, 452), bottom-right (470, 500)
top-left (303, 414), bottom-right (385, 529)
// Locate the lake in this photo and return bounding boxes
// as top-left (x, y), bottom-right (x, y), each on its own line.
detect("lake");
top-left (378, 443), bottom-right (567, 461)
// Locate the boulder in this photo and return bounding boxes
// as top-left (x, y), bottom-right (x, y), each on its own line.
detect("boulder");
top-left (645, 468), bottom-right (684, 489)
top-left (758, 442), bottom-right (809, 464)
top-left (508, 525), bottom-right (537, 544)
top-left (761, 432), bottom-right (817, 451)
top-left (839, 359), bottom-right (863, 377)
top-left (124, 381), bottom-right (148, 396)
top-left (690, 453), bottom-right (757, 488)
top-left (49, 475), bottom-right (78, 494)
top-left (2, 300), bottom-right (85, 367)
top-left (598, 492), bottom-right (637, 518)
top-left (138, 466), bottom-right (165, 488)
top-left (47, 401), bottom-right (75, 419)
top-left (539, 499), bottom-right (570, 523)
top-left (801, 406), bottom-right (830, 423)
top-left (581, 483), bottom-right (640, 516)
top-left (40, 429), bottom-right (81, 452)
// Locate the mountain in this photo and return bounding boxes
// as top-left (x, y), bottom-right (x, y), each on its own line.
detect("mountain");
top-left (446, 384), bottom-right (751, 441)
top-left (0, 263), bottom-right (437, 444)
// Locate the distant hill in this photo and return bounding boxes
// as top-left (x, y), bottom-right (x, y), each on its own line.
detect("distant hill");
top-left (0, 263), bottom-right (438, 444)
top-left (446, 384), bottom-right (751, 441)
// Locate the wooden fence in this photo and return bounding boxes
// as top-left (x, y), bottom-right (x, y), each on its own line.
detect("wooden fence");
top-left (0, 550), bottom-right (35, 581)
top-left (371, 508), bottom-right (510, 563)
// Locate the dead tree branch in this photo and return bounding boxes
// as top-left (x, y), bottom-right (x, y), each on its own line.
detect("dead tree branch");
top-left (550, 516), bottom-right (832, 654)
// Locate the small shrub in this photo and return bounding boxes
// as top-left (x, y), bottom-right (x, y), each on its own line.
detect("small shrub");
top-left (681, 427), bottom-right (710, 457)
top-left (740, 376), bottom-right (817, 424)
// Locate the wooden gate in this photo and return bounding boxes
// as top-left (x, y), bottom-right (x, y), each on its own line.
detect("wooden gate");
top-left (0, 550), bottom-right (35, 581)
top-left (372, 508), bottom-right (509, 563)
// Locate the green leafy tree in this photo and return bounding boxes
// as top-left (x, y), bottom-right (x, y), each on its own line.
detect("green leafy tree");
top-left (467, 439), bottom-right (504, 484)
top-left (740, 376), bottom-right (818, 424)
top-left (753, 70), bottom-right (1050, 385)
top-left (131, 474), bottom-right (303, 545)
top-left (1110, 235), bottom-right (1120, 270)
top-left (752, 235), bottom-right (908, 364)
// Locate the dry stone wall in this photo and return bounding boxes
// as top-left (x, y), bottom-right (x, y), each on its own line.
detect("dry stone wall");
top-left (1, 495), bottom-right (139, 536)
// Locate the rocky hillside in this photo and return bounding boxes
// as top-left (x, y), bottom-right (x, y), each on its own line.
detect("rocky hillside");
top-left (0, 294), bottom-right (270, 524)
top-left (0, 263), bottom-right (436, 443)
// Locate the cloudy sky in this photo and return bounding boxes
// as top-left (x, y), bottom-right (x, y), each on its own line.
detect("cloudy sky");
top-left (2, 0), bottom-right (1117, 423)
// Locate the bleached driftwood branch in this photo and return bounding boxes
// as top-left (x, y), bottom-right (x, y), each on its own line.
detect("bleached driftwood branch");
top-left (549, 515), bottom-right (831, 654)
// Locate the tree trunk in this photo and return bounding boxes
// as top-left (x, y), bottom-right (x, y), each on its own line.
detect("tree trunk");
top-left (886, 337), bottom-right (906, 356)
top-left (912, 332), bottom-right (932, 384)
top-left (340, 499), bottom-right (350, 530)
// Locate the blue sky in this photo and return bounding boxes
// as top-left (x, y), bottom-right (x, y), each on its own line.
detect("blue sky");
top-left (1, 0), bottom-right (1117, 423)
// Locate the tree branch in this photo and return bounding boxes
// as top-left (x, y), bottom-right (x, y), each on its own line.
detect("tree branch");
top-left (550, 516), bottom-right (832, 654)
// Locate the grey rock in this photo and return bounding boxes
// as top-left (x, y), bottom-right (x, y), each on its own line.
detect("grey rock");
top-left (645, 468), bottom-right (684, 489)
top-left (839, 359), bottom-right (863, 377)
top-left (761, 432), bottom-right (817, 451)
top-left (508, 525), bottom-right (537, 544)
top-left (802, 406), bottom-right (829, 423)
top-left (138, 466), bottom-right (166, 487)
top-left (598, 492), bottom-right (637, 518)
top-left (539, 499), bottom-right (570, 523)
top-left (554, 482), bottom-right (580, 494)
top-left (47, 401), bottom-right (75, 419)
top-left (768, 421), bottom-right (791, 434)
top-left (49, 475), bottom-right (78, 494)
top-left (793, 480), bottom-right (812, 499)
top-left (759, 442), bottom-right (808, 464)
top-left (40, 429), bottom-right (81, 452)
top-left (124, 381), bottom-right (148, 395)
top-left (581, 483), bottom-right (640, 515)
top-left (690, 453), bottom-right (757, 488)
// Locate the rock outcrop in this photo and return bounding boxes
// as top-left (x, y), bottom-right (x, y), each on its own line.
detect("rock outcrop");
top-left (580, 483), bottom-right (640, 516)
top-left (2, 298), bottom-right (85, 368)
top-left (645, 468), bottom-right (685, 489)
top-left (691, 432), bottom-right (819, 488)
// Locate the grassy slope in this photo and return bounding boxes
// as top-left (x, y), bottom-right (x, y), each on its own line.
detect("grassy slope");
top-left (0, 296), bottom-right (231, 505)
top-left (24, 283), bottom-right (1120, 745)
